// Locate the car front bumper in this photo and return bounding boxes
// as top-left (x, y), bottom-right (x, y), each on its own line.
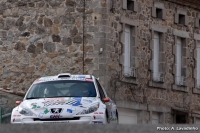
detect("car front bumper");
top-left (11, 116), bottom-right (106, 124)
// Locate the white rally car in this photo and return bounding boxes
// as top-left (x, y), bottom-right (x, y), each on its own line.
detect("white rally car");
top-left (11, 73), bottom-right (118, 124)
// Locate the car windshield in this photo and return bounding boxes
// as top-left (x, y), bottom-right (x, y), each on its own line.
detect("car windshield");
top-left (25, 80), bottom-right (97, 99)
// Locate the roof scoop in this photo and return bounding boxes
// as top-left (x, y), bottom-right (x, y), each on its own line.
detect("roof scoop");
top-left (57, 73), bottom-right (71, 78)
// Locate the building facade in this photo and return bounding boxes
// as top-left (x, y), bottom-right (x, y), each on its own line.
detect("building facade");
top-left (0, 0), bottom-right (200, 124)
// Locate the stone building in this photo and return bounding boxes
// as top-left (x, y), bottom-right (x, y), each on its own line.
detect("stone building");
top-left (0, 0), bottom-right (200, 124)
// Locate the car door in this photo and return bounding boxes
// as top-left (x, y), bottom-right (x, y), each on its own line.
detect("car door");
top-left (95, 79), bottom-right (113, 123)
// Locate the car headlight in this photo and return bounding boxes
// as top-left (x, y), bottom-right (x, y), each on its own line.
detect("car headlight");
top-left (77, 102), bottom-right (99, 115)
top-left (18, 105), bottom-right (36, 116)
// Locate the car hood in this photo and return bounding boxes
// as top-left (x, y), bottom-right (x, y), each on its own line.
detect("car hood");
top-left (20, 97), bottom-right (99, 118)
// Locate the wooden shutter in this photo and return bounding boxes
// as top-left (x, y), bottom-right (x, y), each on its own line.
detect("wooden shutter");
top-left (185, 16), bottom-right (189, 26)
top-left (152, 7), bottom-right (156, 18)
top-left (122, 0), bottom-right (127, 9)
top-left (162, 9), bottom-right (166, 20)
top-left (195, 18), bottom-right (200, 28)
top-left (134, 1), bottom-right (139, 12)
top-left (174, 13), bottom-right (179, 24)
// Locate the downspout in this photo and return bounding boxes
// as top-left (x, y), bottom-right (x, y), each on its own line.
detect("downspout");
top-left (82, 0), bottom-right (86, 74)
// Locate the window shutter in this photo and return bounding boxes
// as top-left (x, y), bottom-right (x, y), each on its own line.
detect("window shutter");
top-left (162, 9), bottom-right (166, 20)
top-left (152, 7), bottom-right (156, 18)
top-left (134, 1), bottom-right (139, 12)
top-left (174, 13), bottom-right (178, 24)
top-left (122, 0), bottom-right (127, 9)
top-left (195, 18), bottom-right (199, 28)
top-left (185, 16), bottom-right (189, 26)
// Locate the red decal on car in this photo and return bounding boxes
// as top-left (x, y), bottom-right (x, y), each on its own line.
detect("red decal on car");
top-left (13, 115), bottom-right (21, 117)
top-left (85, 78), bottom-right (93, 82)
top-left (94, 112), bottom-right (98, 114)
top-left (99, 112), bottom-right (103, 114)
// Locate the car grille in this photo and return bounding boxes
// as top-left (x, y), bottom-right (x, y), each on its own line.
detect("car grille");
top-left (33, 117), bottom-right (80, 121)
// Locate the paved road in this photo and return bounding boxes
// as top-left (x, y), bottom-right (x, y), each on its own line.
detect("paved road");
top-left (0, 124), bottom-right (200, 133)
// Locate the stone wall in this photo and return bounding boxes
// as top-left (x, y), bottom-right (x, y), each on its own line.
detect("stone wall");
top-left (0, 0), bottom-right (94, 91)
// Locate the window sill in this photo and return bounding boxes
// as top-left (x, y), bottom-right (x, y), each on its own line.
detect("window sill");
top-left (192, 87), bottom-right (200, 94)
top-left (120, 77), bottom-right (138, 85)
top-left (148, 81), bottom-right (166, 89)
top-left (172, 84), bottom-right (189, 92)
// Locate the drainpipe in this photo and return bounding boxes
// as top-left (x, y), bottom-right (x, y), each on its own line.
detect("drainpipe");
top-left (82, 0), bottom-right (86, 74)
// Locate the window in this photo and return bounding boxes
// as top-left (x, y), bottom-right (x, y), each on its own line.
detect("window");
top-left (176, 37), bottom-right (187, 86)
top-left (151, 2), bottom-right (166, 20)
top-left (122, 0), bottom-right (138, 12)
top-left (25, 80), bottom-right (97, 98)
top-left (153, 32), bottom-right (164, 82)
top-left (156, 8), bottom-right (162, 19)
top-left (127, 0), bottom-right (134, 11)
top-left (173, 110), bottom-right (188, 124)
top-left (124, 25), bottom-right (136, 78)
top-left (174, 9), bottom-right (189, 26)
top-left (178, 14), bottom-right (185, 25)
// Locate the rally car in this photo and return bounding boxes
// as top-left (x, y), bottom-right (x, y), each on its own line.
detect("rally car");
top-left (11, 73), bottom-right (118, 124)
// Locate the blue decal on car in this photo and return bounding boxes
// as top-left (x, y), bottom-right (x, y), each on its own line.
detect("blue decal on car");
top-left (38, 112), bottom-right (44, 118)
top-left (94, 121), bottom-right (103, 124)
top-left (77, 75), bottom-right (86, 78)
top-left (67, 109), bottom-right (73, 113)
top-left (72, 97), bottom-right (82, 106)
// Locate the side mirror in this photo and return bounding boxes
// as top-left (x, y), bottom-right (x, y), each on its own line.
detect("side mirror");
top-left (103, 97), bottom-right (110, 103)
top-left (97, 77), bottom-right (99, 80)
top-left (16, 101), bottom-right (21, 105)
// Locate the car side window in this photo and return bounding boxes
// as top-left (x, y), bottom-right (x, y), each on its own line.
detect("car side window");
top-left (96, 79), bottom-right (106, 100)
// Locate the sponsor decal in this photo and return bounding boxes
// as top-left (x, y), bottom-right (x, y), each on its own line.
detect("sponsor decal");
top-left (38, 112), bottom-right (44, 118)
top-left (50, 114), bottom-right (60, 118)
top-left (85, 78), bottom-right (93, 82)
top-left (43, 121), bottom-right (69, 123)
top-left (32, 105), bottom-right (40, 109)
top-left (50, 108), bottom-right (63, 114)
top-left (94, 112), bottom-right (103, 114)
top-left (77, 75), bottom-right (86, 78)
top-left (44, 109), bottom-right (49, 114)
top-left (34, 78), bottom-right (86, 83)
top-left (42, 98), bottom-right (66, 106)
top-left (94, 121), bottom-right (103, 124)
top-left (13, 114), bottom-right (21, 117)
top-left (66, 97), bottom-right (82, 106)
top-left (67, 109), bottom-right (73, 113)
top-left (82, 99), bottom-right (93, 104)
top-left (66, 107), bottom-right (76, 113)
